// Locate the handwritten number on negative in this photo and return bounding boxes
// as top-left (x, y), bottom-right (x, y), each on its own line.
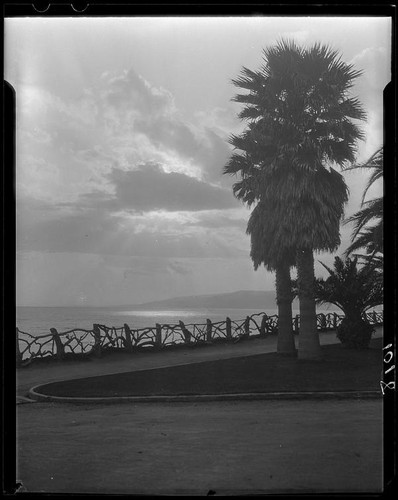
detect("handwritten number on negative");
top-left (380, 344), bottom-right (395, 395)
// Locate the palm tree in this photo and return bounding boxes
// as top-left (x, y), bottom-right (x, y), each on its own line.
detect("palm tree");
top-left (247, 167), bottom-right (349, 356)
top-left (315, 256), bottom-right (383, 348)
top-left (225, 40), bottom-right (365, 359)
top-left (344, 147), bottom-right (383, 261)
top-left (225, 149), bottom-right (349, 357)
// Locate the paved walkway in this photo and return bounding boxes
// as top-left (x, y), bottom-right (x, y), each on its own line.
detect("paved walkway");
top-left (17, 327), bottom-right (383, 399)
top-left (17, 399), bottom-right (383, 494)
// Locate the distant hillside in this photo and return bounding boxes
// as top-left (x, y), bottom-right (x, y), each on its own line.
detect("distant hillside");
top-left (132, 290), bottom-right (280, 310)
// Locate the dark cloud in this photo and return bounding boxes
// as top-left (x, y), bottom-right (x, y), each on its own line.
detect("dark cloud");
top-left (106, 163), bottom-right (236, 212)
top-left (16, 203), bottom-right (245, 258)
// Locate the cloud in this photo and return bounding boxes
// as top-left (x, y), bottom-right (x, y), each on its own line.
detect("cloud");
top-left (104, 69), bottom-right (174, 116)
top-left (105, 163), bottom-right (236, 212)
top-left (351, 47), bottom-right (390, 92)
top-left (195, 128), bottom-right (233, 182)
top-left (105, 70), bottom-right (234, 182)
top-left (186, 209), bottom-right (247, 229)
top-left (58, 162), bottom-right (236, 213)
top-left (122, 258), bottom-right (192, 278)
top-left (347, 47), bottom-right (389, 163)
top-left (15, 67), bottom-right (234, 211)
top-left (94, 68), bottom-right (233, 184)
top-left (17, 196), bottom-right (247, 259)
top-left (194, 106), bottom-right (242, 136)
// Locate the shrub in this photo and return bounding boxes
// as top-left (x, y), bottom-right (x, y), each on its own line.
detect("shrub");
top-left (336, 318), bottom-right (374, 349)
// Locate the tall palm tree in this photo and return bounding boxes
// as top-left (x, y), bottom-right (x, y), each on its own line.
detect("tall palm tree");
top-left (225, 40), bottom-right (365, 359)
top-left (344, 147), bottom-right (383, 260)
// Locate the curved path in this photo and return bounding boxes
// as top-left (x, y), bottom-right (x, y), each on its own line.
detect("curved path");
top-left (17, 327), bottom-right (383, 401)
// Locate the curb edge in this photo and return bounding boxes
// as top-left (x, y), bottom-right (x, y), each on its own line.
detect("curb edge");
top-left (28, 386), bottom-right (382, 404)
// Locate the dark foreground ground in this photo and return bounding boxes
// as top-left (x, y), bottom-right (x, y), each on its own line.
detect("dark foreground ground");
top-left (36, 340), bottom-right (382, 397)
top-left (17, 399), bottom-right (383, 494)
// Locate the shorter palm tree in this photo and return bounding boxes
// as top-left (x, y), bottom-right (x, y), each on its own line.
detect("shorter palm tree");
top-left (225, 145), bottom-right (298, 355)
top-left (247, 201), bottom-right (297, 355)
top-left (315, 256), bottom-right (383, 348)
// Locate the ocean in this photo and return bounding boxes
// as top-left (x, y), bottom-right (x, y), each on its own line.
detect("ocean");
top-left (16, 305), bottom-right (340, 337)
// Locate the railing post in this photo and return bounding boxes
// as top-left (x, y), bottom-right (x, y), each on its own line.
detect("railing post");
top-left (179, 321), bottom-right (191, 343)
top-left (260, 315), bottom-right (267, 336)
top-left (155, 323), bottom-right (162, 348)
top-left (333, 313), bottom-right (338, 330)
top-left (244, 316), bottom-right (250, 337)
top-left (92, 324), bottom-right (102, 357)
top-left (50, 327), bottom-right (65, 360)
top-left (373, 311), bottom-right (377, 324)
top-left (319, 313), bottom-right (326, 331)
top-left (294, 315), bottom-right (299, 334)
top-left (226, 317), bottom-right (232, 340)
top-left (123, 323), bottom-right (134, 351)
top-left (206, 319), bottom-right (212, 342)
top-left (16, 328), bottom-right (22, 366)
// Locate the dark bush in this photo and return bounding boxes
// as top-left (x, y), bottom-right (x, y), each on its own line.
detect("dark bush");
top-left (336, 318), bottom-right (374, 349)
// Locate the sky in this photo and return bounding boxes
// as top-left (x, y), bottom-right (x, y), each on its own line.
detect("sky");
top-left (5, 16), bottom-right (390, 307)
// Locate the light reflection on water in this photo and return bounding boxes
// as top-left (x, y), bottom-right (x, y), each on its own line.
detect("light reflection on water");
top-left (112, 310), bottom-right (203, 318)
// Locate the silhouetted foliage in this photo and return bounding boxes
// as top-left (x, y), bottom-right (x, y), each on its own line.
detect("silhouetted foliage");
top-left (315, 256), bottom-right (383, 348)
top-left (344, 147), bottom-right (383, 260)
top-left (224, 40), bottom-right (365, 358)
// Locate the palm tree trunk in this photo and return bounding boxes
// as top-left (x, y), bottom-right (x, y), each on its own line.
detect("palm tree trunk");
top-left (297, 248), bottom-right (322, 360)
top-left (275, 264), bottom-right (296, 355)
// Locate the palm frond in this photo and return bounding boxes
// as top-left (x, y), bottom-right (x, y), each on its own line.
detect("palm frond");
top-left (315, 256), bottom-right (382, 314)
top-left (344, 147), bottom-right (383, 203)
top-left (344, 223), bottom-right (383, 257)
top-left (238, 106), bottom-right (262, 121)
top-left (345, 197), bottom-right (383, 237)
top-left (223, 152), bottom-right (252, 176)
top-left (231, 66), bottom-right (265, 90)
top-left (362, 168), bottom-right (383, 204)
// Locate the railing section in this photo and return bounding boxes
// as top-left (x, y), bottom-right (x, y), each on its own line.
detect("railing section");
top-left (16, 310), bottom-right (383, 366)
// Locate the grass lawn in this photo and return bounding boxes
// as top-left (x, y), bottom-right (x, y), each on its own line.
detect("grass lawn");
top-left (35, 337), bottom-right (383, 398)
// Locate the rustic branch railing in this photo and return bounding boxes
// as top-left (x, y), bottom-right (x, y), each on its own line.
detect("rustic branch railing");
top-left (16, 310), bottom-right (383, 366)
